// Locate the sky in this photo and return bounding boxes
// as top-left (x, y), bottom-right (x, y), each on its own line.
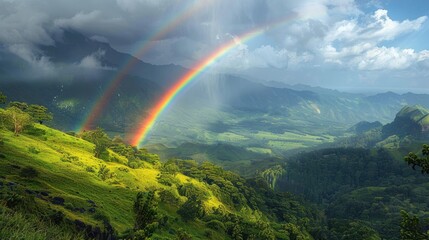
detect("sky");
top-left (0, 0), bottom-right (428, 93)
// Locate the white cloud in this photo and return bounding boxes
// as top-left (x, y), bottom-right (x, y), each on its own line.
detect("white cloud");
top-left (326, 9), bottom-right (427, 44)
top-left (353, 47), bottom-right (428, 70)
top-left (216, 44), bottom-right (289, 70)
top-left (55, 11), bottom-right (101, 29)
top-left (8, 44), bottom-right (54, 72)
top-left (78, 49), bottom-right (115, 70)
top-left (320, 9), bottom-right (428, 70)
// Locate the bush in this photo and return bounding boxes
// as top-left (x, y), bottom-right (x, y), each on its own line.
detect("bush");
top-left (159, 189), bottom-right (180, 205)
top-left (158, 173), bottom-right (180, 187)
top-left (2, 192), bottom-right (24, 208)
top-left (206, 219), bottom-right (226, 231)
top-left (98, 164), bottom-right (111, 181)
top-left (118, 167), bottom-right (129, 173)
top-left (85, 166), bottom-right (95, 173)
top-left (28, 146), bottom-right (40, 154)
top-left (23, 125), bottom-right (46, 136)
top-left (176, 228), bottom-right (192, 240)
top-left (128, 161), bottom-right (141, 169)
top-left (19, 166), bottom-right (39, 178)
top-left (60, 153), bottom-right (79, 163)
top-left (93, 212), bottom-right (110, 222)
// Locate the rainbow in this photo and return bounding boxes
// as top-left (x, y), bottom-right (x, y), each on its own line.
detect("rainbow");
top-left (77, 0), bottom-right (209, 132)
top-left (129, 13), bottom-right (299, 147)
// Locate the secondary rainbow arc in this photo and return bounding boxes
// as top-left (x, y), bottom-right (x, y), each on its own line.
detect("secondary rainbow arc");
top-left (77, 1), bottom-right (208, 132)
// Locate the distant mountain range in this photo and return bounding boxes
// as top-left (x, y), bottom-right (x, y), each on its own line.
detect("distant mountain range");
top-left (2, 29), bottom-right (429, 149)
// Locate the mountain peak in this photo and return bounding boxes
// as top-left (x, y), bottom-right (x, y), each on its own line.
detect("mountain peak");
top-left (396, 105), bottom-right (429, 122)
top-left (382, 105), bottom-right (429, 138)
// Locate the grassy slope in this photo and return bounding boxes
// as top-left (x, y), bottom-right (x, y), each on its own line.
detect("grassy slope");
top-left (0, 124), bottom-right (231, 238)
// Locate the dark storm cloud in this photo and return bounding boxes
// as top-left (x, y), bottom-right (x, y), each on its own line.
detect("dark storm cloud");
top-left (0, 0), bottom-right (428, 90)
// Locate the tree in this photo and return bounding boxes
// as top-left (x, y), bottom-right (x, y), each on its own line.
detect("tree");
top-left (133, 191), bottom-right (159, 238)
top-left (401, 145), bottom-right (429, 239)
top-left (81, 127), bottom-right (111, 159)
top-left (2, 106), bottom-right (32, 135)
top-left (98, 164), bottom-right (111, 181)
top-left (27, 104), bottom-right (53, 124)
top-left (405, 144), bottom-right (429, 174)
top-left (0, 92), bottom-right (6, 104)
top-left (177, 195), bottom-right (205, 222)
top-left (261, 165), bottom-right (285, 190)
top-left (8, 101), bottom-right (28, 111)
top-left (400, 210), bottom-right (428, 240)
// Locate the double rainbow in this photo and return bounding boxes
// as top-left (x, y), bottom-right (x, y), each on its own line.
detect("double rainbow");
top-left (77, 1), bottom-right (209, 132)
top-left (129, 13), bottom-right (299, 147)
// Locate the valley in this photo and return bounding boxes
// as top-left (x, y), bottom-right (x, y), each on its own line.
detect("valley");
top-left (1, 1), bottom-right (429, 239)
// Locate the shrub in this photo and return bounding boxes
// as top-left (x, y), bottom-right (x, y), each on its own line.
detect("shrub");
top-left (98, 164), bottom-right (111, 181)
top-left (206, 219), bottom-right (226, 231)
top-left (176, 228), bottom-right (192, 240)
top-left (128, 161), bottom-right (140, 169)
top-left (2, 192), bottom-right (24, 208)
top-left (159, 189), bottom-right (180, 205)
top-left (60, 153), bottom-right (79, 163)
top-left (28, 146), bottom-right (40, 154)
top-left (118, 167), bottom-right (129, 173)
top-left (23, 125), bottom-right (46, 136)
top-left (19, 166), bottom-right (39, 178)
top-left (93, 212), bottom-right (110, 222)
top-left (85, 166), bottom-right (95, 173)
top-left (158, 173), bottom-right (180, 187)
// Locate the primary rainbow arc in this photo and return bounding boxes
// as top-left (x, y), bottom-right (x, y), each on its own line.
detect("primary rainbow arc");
top-left (129, 13), bottom-right (299, 147)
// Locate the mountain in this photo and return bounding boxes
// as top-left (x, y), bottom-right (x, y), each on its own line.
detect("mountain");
top-left (3, 29), bottom-right (429, 154)
top-left (348, 121), bottom-right (383, 134)
top-left (382, 105), bottom-right (429, 138)
top-left (0, 74), bottom-right (162, 132)
top-left (40, 29), bottom-right (187, 86)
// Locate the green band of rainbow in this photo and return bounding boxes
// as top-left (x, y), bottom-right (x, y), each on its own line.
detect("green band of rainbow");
top-left (77, 1), bottom-right (208, 132)
top-left (129, 13), bottom-right (299, 147)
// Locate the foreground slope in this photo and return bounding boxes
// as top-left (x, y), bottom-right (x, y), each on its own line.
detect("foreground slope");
top-left (0, 122), bottom-right (320, 239)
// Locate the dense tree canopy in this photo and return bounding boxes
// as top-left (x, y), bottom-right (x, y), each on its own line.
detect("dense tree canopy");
top-left (0, 92), bottom-right (6, 104)
top-left (401, 145), bottom-right (429, 239)
top-left (1, 106), bottom-right (32, 135)
top-left (27, 104), bottom-right (53, 124)
top-left (81, 127), bottom-right (111, 159)
top-left (405, 144), bottom-right (429, 174)
top-left (133, 191), bottom-right (160, 238)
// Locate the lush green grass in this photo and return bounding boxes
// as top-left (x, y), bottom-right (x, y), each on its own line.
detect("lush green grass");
top-left (0, 124), bottom-right (233, 238)
top-left (0, 205), bottom-right (84, 240)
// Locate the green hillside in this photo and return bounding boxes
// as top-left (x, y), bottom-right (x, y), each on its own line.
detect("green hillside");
top-left (0, 103), bottom-right (320, 239)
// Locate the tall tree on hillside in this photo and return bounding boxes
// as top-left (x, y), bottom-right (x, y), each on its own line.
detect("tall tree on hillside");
top-left (133, 191), bottom-right (159, 238)
top-left (2, 107), bottom-right (32, 135)
top-left (177, 194), bottom-right (205, 222)
top-left (401, 145), bottom-right (429, 239)
top-left (405, 144), bottom-right (429, 174)
top-left (261, 165), bottom-right (285, 190)
top-left (0, 92), bottom-right (6, 104)
top-left (27, 104), bottom-right (53, 124)
top-left (8, 101), bottom-right (28, 111)
top-left (81, 127), bottom-right (111, 159)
